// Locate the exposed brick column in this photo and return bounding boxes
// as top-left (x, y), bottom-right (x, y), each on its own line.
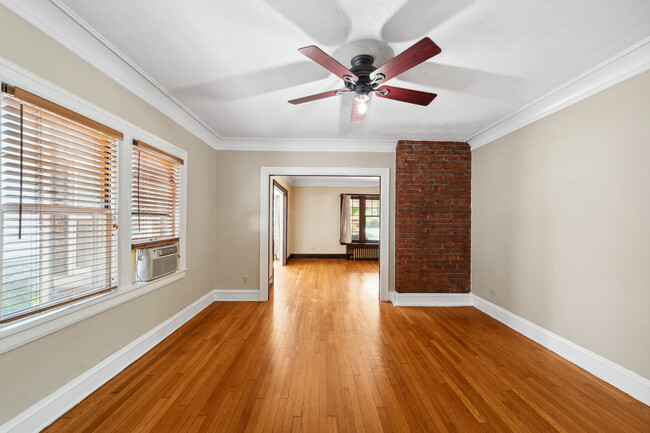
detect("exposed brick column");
top-left (395, 141), bottom-right (471, 293)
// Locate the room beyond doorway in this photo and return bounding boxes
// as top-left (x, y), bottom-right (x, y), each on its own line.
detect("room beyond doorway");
top-left (269, 175), bottom-right (380, 299)
top-left (260, 167), bottom-right (390, 302)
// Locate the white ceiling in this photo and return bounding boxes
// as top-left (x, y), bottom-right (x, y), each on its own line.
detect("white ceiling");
top-left (53, 0), bottom-right (650, 143)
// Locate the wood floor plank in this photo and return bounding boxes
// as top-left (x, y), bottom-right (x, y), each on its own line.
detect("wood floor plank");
top-left (43, 259), bottom-right (650, 432)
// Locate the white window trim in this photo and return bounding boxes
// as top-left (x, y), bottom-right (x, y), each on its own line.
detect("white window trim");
top-left (0, 55), bottom-right (188, 355)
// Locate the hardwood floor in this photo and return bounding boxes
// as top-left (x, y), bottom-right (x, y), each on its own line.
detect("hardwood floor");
top-left (45, 259), bottom-right (649, 432)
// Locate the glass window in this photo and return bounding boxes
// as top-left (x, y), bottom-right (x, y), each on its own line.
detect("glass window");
top-left (351, 198), bottom-right (360, 241)
top-left (365, 199), bottom-right (380, 241)
top-left (131, 141), bottom-right (183, 247)
top-left (345, 195), bottom-right (379, 243)
top-left (0, 89), bottom-right (120, 323)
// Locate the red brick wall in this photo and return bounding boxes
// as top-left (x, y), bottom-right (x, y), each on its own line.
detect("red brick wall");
top-left (395, 141), bottom-right (471, 293)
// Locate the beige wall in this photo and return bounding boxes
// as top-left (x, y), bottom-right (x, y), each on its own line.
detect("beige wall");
top-left (472, 70), bottom-right (650, 379)
top-left (290, 186), bottom-right (379, 254)
top-left (0, 6), bottom-right (217, 424)
top-left (215, 151), bottom-right (395, 291)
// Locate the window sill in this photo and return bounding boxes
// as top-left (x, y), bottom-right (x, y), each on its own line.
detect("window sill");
top-left (0, 268), bottom-right (188, 355)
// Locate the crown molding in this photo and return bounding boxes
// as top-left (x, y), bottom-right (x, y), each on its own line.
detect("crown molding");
top-left (6, 1), bottom-right (647, 154)
top-left (0, 0), bottom-right (222, 149)
top-left (0, 0), bottom-right (398, 153)
top-left (468, 37), bottom-right (650, 150)
top-left (216, 138), bottom-right (396, 152)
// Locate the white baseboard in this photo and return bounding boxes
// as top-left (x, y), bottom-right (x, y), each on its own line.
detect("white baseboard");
top-left (3, 289), bottom-right (646, 433)
top-left (212, 289), bottom-right (260, 302)
top-left (390, 291), bottom-right (472, 307)
top-left (0, 288), bottom-right (261, 432)
top-left (0, 291), bottom-right (214, 433)
top-left (472, 294), bottom-right (650, 406)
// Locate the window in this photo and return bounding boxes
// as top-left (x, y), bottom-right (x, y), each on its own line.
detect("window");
top-left (131, 140), bottom-right (183, 248)
top-left (349, 195), bottom-right (380, 243)
top-left (0, 84), bottom-right (122, 323)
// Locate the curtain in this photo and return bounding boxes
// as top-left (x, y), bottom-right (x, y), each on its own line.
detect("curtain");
top-left (339, 194), bottom-right (352, 244)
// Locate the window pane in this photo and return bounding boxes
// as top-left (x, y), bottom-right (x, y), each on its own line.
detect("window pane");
top-left (351, 199), bottom-right (360, 240)
top-left (131, 144), bottom-right (182, 245)
top-left (366, 199), bottom-right (380, 216)
top-left (1, 94), bottom-right (118, 322)
top-left (365, 216), bottom-right (380, 241)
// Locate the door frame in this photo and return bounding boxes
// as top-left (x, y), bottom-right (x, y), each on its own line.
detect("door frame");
top-left (260, 167), bottom-right (390, 302)
top-left (272, 179), bottom-right (288, 266)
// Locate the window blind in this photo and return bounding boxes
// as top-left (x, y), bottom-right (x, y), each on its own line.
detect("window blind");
top-left (0, 85), bottom-right (121, 323)
top-left (131, 140), bottom-right (183, 248)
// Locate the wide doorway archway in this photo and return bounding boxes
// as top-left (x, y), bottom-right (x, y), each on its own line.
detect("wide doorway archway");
top-left (260, 167), bottom-right (390, 302)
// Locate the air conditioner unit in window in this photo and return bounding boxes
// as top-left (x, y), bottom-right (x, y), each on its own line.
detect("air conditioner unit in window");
top-left (135, 243), bottom-right (178, 282)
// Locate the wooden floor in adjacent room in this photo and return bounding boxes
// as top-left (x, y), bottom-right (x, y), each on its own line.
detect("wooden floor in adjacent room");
top-left (45, 259), bottom-right (649, 432)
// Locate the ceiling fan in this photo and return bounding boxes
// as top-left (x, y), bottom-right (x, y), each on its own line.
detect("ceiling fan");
top-left (288, 37), bottom-right (441, 122)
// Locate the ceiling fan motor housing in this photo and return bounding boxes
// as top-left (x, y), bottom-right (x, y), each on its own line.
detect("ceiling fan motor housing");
top-left (346, 54), bottom-right (377, 97)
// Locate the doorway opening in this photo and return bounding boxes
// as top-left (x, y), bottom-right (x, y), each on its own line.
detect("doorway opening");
top-left (272, 180), bottom-right (288, 271)
top-left (261, 167), bottom-right (390, 302)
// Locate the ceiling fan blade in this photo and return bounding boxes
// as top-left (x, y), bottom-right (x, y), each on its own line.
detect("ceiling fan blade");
top-left (375, 86), bottom-right (437, 106)
top-left (381, 0), bottom-right (473, 43)
top-left (371, 37), bottom-right (441, 83)
top-left (288, 89), bottom-right (347, 105)
top-left (350, 98), bottom-right (367, 122)
top-left (298, 46), bottom-right (358, 82)
top-left (264, 0), bottom-right (351, 46)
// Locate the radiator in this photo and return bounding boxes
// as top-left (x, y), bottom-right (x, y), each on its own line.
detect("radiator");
top-left (350, 245), bottom-right (379, 260)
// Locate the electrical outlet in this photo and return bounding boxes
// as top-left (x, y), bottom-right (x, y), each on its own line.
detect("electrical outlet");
top-left (243, 275), bottom-right (248, 284)
top-left (490, 289), bottom-right (496, 295)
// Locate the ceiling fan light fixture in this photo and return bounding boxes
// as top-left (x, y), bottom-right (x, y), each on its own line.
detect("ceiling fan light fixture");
top-left (355, 94), bottom-right (370, 103)
top-left (357, 99), bottom-right (368, 114)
